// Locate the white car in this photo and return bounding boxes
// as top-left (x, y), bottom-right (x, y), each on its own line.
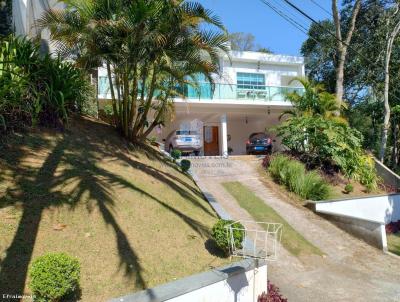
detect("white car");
top-left (164, 130), bottom-right (202, 155)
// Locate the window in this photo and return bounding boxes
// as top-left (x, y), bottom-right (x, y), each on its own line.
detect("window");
top-left (237, 73), bottom-right (265, 90)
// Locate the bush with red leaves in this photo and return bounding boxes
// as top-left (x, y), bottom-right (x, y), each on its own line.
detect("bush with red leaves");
top-left (258, 281), bottom-right (288, 302)
top-left (386, 220), bottom-right (400, 234)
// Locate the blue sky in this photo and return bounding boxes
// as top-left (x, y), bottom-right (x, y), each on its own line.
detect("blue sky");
top-left (198, 0), bottom-right (335, 56)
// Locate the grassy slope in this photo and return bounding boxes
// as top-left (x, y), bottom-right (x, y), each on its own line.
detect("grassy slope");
top-left (387, 233), bottom-right (400, 256)
top-left (222, 181), bottom-right (323, 257)
top-left (0, 117), bottom-right (226, 301)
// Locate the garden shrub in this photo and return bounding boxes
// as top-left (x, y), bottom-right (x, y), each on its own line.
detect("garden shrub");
top-left (276, 110), bottom-right (379, 192)
top-left (258, 281), bottom-right (288, 302)
top-left (211, 219), bottom-right (244, 255)
top-left (344, 183), bottom-right (354, 194)
top-left (301, 171), bottom-right (330, 200)
top-left (268, 155), bottom-right (330, 200)
top-left (171, 149), bottom-right (181, 160)
top-left (268, 154), bottom-right (291, 183)
top-left (29, 253), bottom-right (80, 302)
top-left (180, 159), bottom-right (191, 172)
top-left (0, 35), bottom-right (94, 131)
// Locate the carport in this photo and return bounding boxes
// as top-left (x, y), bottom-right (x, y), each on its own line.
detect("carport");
top-left (157, 101), bottom-right (288, 156)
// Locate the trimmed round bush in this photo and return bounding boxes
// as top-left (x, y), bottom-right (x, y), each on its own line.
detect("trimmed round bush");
top-left (170, 149), bottom-right (181, 160)
top-left (29, 253), bottom-right (80, 302)
top-left (180, 159), bottom-right (191, 172)
top-left (211, 219), bottom-right (244, 255)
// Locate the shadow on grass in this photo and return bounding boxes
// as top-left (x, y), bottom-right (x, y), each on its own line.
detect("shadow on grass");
top-left (204, 239), bottom-right (227, 259)
top-left (0, 118), bottom-right (212, 299)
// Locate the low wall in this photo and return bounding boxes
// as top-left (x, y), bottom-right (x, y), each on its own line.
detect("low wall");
top-left (312, 194), bottom-right (400, 251)
top-left (315, 194), bottom-right (400, 224)
top-left (374, 158), bottom-right (400, 190)
top-left (318, 212), bottom-right (387, 250)
top-left (109, 259), bottom-right (267, 302)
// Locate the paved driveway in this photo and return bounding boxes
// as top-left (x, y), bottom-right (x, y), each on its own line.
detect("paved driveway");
top-left (191, 156), bottom-right (400, 302)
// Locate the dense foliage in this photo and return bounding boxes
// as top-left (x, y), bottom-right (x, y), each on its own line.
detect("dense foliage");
top-left (29, 253), bottom-right (80, 302)
top-left (301, 0), bottom-right (400, 169)
top-left (211, 219), bottom-right (244, 255)
top-left (268, 154), bottom-right (331, 201)
top-left (39, 0), bottom-right (228, 142)
top-left (277, 79), bottom-right (379, 191)
top-left (171, 149), bottom-right (182, 161)
top-left (0, 0), bottom-right (12, 36)
top-left (0, 35), bottom-right (94, 131)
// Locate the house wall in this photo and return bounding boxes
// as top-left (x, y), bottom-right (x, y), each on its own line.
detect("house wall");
top-left (220, 58), bottom-right (303, 86)
top-left (12, 0), bottom-right (64, 52)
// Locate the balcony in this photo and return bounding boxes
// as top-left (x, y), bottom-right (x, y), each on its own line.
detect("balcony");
top-left (98, 76), bottom-right (305, 102)
top-left (183, 82), bottom-right (304, 102)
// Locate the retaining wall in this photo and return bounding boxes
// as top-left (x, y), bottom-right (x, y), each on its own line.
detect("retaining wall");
top-left (109, 259), bottom-right (267, 302)
top-left (312, 194), bottom-right (400, 251)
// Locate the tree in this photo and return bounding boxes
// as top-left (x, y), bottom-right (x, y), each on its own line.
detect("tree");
top-left (380, 4), bottom-right (400, 161)
top-left (228, 32), bottom-right (256, 51)
top-left (332, 0), bottom-right (361, 110)
top-left (39, 0), bottom-right (229, 142)
top-left (301, 20), bottom-right (337, 94)
top-left (228, 32), bottom-right (273, 53)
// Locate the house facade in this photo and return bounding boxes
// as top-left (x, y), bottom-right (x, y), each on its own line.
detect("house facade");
top-left (99, 51), bottom-right (305, 156)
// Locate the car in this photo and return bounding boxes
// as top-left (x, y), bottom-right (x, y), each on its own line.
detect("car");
top-left (246, 132), bottom-right (273, 155)
top-left (165, 130), bottom-right (202, 155)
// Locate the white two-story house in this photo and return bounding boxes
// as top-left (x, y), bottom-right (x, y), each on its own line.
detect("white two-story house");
top-left (12, 1), bottom-right (305, 156)
top-left (99, 51), bottom-right (305, 156)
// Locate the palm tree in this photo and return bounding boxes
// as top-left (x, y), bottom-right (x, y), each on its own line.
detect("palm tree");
top-left (39, 0), bottom-right (229, 141)
top-left (280, 77), bottom-right (346, 124)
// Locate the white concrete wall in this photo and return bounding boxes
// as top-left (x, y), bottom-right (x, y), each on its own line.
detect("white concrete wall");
top-left (220, 59), bottom-right (302, 86)
top-left (110, 260), bottom-right (268, 302)
top-left (315, 194), bottom-right (400, 224)
top-left (166, 263), bottom-right (267, 302)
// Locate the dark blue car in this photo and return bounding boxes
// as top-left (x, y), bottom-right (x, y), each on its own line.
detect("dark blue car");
top-left (246, 132), bottom-right (273, 155)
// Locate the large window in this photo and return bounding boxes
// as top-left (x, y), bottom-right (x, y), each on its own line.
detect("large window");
top-left (237, 72), bottom-right (265, 90)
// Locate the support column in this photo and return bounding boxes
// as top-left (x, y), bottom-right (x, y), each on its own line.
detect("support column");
top-left (220, 113), bottom-right (228, 158)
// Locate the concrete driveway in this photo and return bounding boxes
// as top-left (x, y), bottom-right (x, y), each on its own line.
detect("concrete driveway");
top-left (191, 156), bottom-right (400, 302)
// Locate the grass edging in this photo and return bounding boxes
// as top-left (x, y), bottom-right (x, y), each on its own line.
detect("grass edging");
top-left (222, 181), bottom-right (323, 257)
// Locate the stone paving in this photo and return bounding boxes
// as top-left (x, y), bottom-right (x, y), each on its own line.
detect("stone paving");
top-left (191, 156), bottom-right (400, 302)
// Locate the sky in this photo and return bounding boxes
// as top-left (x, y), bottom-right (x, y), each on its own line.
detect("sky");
top-left (198, 0), bottom-right (336, 56)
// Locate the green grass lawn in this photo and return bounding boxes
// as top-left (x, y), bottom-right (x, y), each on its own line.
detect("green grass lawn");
top-left (0, 117), bottom-right (227, 301)
top-left (387, 233), bottom-right (400, 256)
top-left (222, 181), bottom-right (323, 257)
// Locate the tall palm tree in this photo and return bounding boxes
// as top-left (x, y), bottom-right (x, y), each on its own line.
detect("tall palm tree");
top-left (39, 0), bottom-right (229, 141)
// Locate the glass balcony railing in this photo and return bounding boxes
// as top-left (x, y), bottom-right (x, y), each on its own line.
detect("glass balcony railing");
top-left (183, 82), bottom-right (304, 101)
top-left (98, 76), bottom-right (305, 102)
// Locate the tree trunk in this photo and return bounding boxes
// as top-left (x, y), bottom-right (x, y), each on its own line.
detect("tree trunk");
top-left (379, 18), bottom-right (400, 162)
top-left (331, 0), bottom-right (361, 111)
